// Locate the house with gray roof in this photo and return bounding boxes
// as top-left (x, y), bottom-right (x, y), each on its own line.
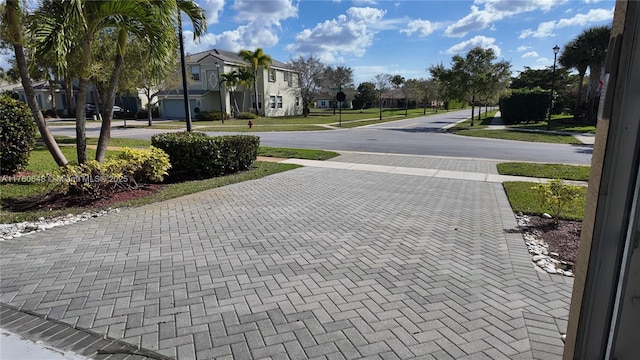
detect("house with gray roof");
top-left (158, 48), bottom-right (302, 118)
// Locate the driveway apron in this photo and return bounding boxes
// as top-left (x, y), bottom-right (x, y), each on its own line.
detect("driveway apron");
top-left (1, 154), bottom-right (572, 359)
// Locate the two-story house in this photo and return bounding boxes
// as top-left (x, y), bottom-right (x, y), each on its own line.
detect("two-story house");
top-left (158, 48), bottom-right (302, 118)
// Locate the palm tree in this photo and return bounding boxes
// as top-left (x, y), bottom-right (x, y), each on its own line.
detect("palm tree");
top-left (236, 67), bottom-right (254, 113)
top-left (581, 26), bottom-right (610, 124)
top-left (2, 0), bottom-right (68, 166)
top-left (559, 39), bottom-right (589, 119)
top-left (220, 70), bottom-right (241, 117)
top-left (238, 48), bottom-right (273, 115)
top-left (33, 0), bottom-right (206, 163)
top-left (94, 0), bottom-right (206, 162)
top-left (391, 74), bottom-right (405, 115)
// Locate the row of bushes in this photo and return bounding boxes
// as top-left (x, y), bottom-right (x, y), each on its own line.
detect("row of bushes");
top-left (194, 111), bottom-right (259, 121)
top-left (499, 88), bottom-right (550, 124)
top-left (151, 132), bottom-right (260, 179)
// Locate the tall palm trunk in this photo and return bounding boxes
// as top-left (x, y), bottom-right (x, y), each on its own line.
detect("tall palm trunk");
top-left (74, 33), bottom-right (94, 164)
top-left (64, 75), bottom-right (74, 117)
top-left (96, 29), bottom-right (126, 162)
top-left (253, 74), bottom-right (259, 115)
top-left (573, 69), bottom-right (586, 121)
top-left (586, 63), bottom-right (602, 124)
top-left (5, 0), bottom-right (67, 166)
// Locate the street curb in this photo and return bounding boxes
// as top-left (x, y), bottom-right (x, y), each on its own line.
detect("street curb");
top-left (0, 303), bottom-right (169, 360)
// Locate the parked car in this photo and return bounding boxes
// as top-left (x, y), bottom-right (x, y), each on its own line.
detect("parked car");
top-left (85, 103), bottom-right (96, 116)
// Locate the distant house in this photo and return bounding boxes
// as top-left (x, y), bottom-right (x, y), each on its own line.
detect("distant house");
top-left (10, 81), bottom-right (141, 117)
top-left (158, 48), bottom-right (302, 118)
top-left (315, 98), bottom-right (353, 110)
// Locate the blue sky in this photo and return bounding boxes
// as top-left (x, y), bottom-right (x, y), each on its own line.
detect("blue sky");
top-left (184, 0), bottom-right (615, 84)
top-left (0, 0), bottom-right (614, 86)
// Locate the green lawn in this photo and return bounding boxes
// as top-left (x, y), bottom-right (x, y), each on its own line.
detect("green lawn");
top-left (453, 129), bottom-right (582, 144)
top-left (503, 181), bottom-right (586, 221)
top-left (509, 115), bottom-right (597, 134)
top-left (258, 147), bottom-right (339, 160)
top-left (497, 162), bottom-right (590, 181)
top-left (50, 136), bottom-right (153, 148)
top-left (150, 107), bottom-right (439, 131)
top-left (447, 110), bottom-right (498, 131)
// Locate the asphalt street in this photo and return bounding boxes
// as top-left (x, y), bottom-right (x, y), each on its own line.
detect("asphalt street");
top-left (48, 109), bottom-right (593, 165)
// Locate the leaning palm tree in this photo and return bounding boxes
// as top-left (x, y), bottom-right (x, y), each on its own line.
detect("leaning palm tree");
top-left (238, 48), bottom-right (273, 115)
top-left (559, 39), bottom-right (589, 120)
top-left (2, 0), bottom-right (68, 166)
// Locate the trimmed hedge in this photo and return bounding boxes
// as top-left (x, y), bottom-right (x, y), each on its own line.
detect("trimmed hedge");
top-left (151, 132), bottom-right (260, 179)
top-left (0, 94), bottom-right (38, 175)
top-left (236, 112), bottom-right (258, 119)
top-left (196, 110), bottom-right (227, 121)
top-left (499, 88), bottom-right (550, 124)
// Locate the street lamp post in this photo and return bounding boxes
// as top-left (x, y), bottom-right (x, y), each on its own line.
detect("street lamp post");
top-left (547, 45), bottom-right (560, 130)
top-left (178, 11), bottom-right (192, 132)
top-left (216, 62), bottom-right (224, 124)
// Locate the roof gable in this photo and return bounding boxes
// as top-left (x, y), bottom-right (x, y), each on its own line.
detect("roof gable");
top-left (185, 48), bottom-right (292, 71)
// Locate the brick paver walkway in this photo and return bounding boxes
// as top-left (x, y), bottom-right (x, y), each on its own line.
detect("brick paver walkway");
top-left (1, 154), bottom-right (572, 359)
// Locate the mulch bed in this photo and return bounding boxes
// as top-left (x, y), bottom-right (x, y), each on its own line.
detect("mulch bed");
top-left (6, 184), bottom-right (165, 212)
top-left (526, 215), bottom-right (582, 264)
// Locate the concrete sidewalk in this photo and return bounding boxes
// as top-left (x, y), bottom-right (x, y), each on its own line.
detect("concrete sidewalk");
top-left (1, 153), bottom-right (572, 359)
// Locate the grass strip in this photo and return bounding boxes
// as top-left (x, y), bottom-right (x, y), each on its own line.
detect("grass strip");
top-left (502, 181), bottom-right (586, 221)
top-left (258, 147), bottom-right (338, 160)
top-left (497, 162), bottom-right (590, 181)
top-left (454, 129), bottom-right (582, 144)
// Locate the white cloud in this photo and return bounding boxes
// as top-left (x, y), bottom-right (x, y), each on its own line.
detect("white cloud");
top-left (185, 0), bottom-right (297, 54)
top-left (556, 7), bottom-right (613, 27)
top-left (198, 0), bottom-right (225, 24)
top-left (353, 0), bottom-right (377, 4)
top-left (519, 7), bottom-right (613, 39)
top-left (285, 7), bottom-right (387, 62)
top-left (537, 57), bottom-right (551, 63)
top-left (183, 24), bottom-right (280, 54)
top-left (519, 21), bottom-right (556, 39)
top-left (444, 0), bottom-right (568, 37)
top-left (445, 35), bottom-right (501, 56)
top-left (517, 45), bottom-right (531, 52)
top-left (401, 19), bottom-right (437, 37)
top-left (232, 0), bottom-right (298, 25)
top-left (521, 51), bottom-right (539, 58)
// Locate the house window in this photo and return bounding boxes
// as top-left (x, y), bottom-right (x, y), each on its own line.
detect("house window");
top-left (252, 95), bottom-right (262, 110)
top-left (269, 69), bottom-right (276, 82)
top-left (269, 95), bottom-right (276, 109)
top-left (284, 72), bottom-right (289, 82)
top-left (191, 65), bottom-right (200, 81)
top-left (277, 96), bottom-right (283, 109)
top-left (295, 97), bottom-right (300, 107)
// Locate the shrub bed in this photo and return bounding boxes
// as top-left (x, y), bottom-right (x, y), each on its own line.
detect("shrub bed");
top-left (151, 132), bottom-right (260, 179)
top-left (49, 147), bottom-right (171, 199)
top-left (0, 94), bottom-right (38, 175)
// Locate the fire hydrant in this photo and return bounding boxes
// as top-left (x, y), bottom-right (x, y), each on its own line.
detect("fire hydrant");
top-left (248, 120), bottom-right (253, 128)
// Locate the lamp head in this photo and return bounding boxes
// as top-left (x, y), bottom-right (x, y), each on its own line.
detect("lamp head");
top-left (553, 45), bottom-right (560, 55)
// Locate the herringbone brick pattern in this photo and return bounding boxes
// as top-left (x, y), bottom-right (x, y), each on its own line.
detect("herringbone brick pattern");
top-left (333, 153), bottom-right (501, 174)
top-left (1, 159), bottom-right (571, 359)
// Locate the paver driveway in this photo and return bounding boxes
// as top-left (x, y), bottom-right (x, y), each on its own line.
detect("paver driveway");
top-left (1, 154), bottom-right (572, 359)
